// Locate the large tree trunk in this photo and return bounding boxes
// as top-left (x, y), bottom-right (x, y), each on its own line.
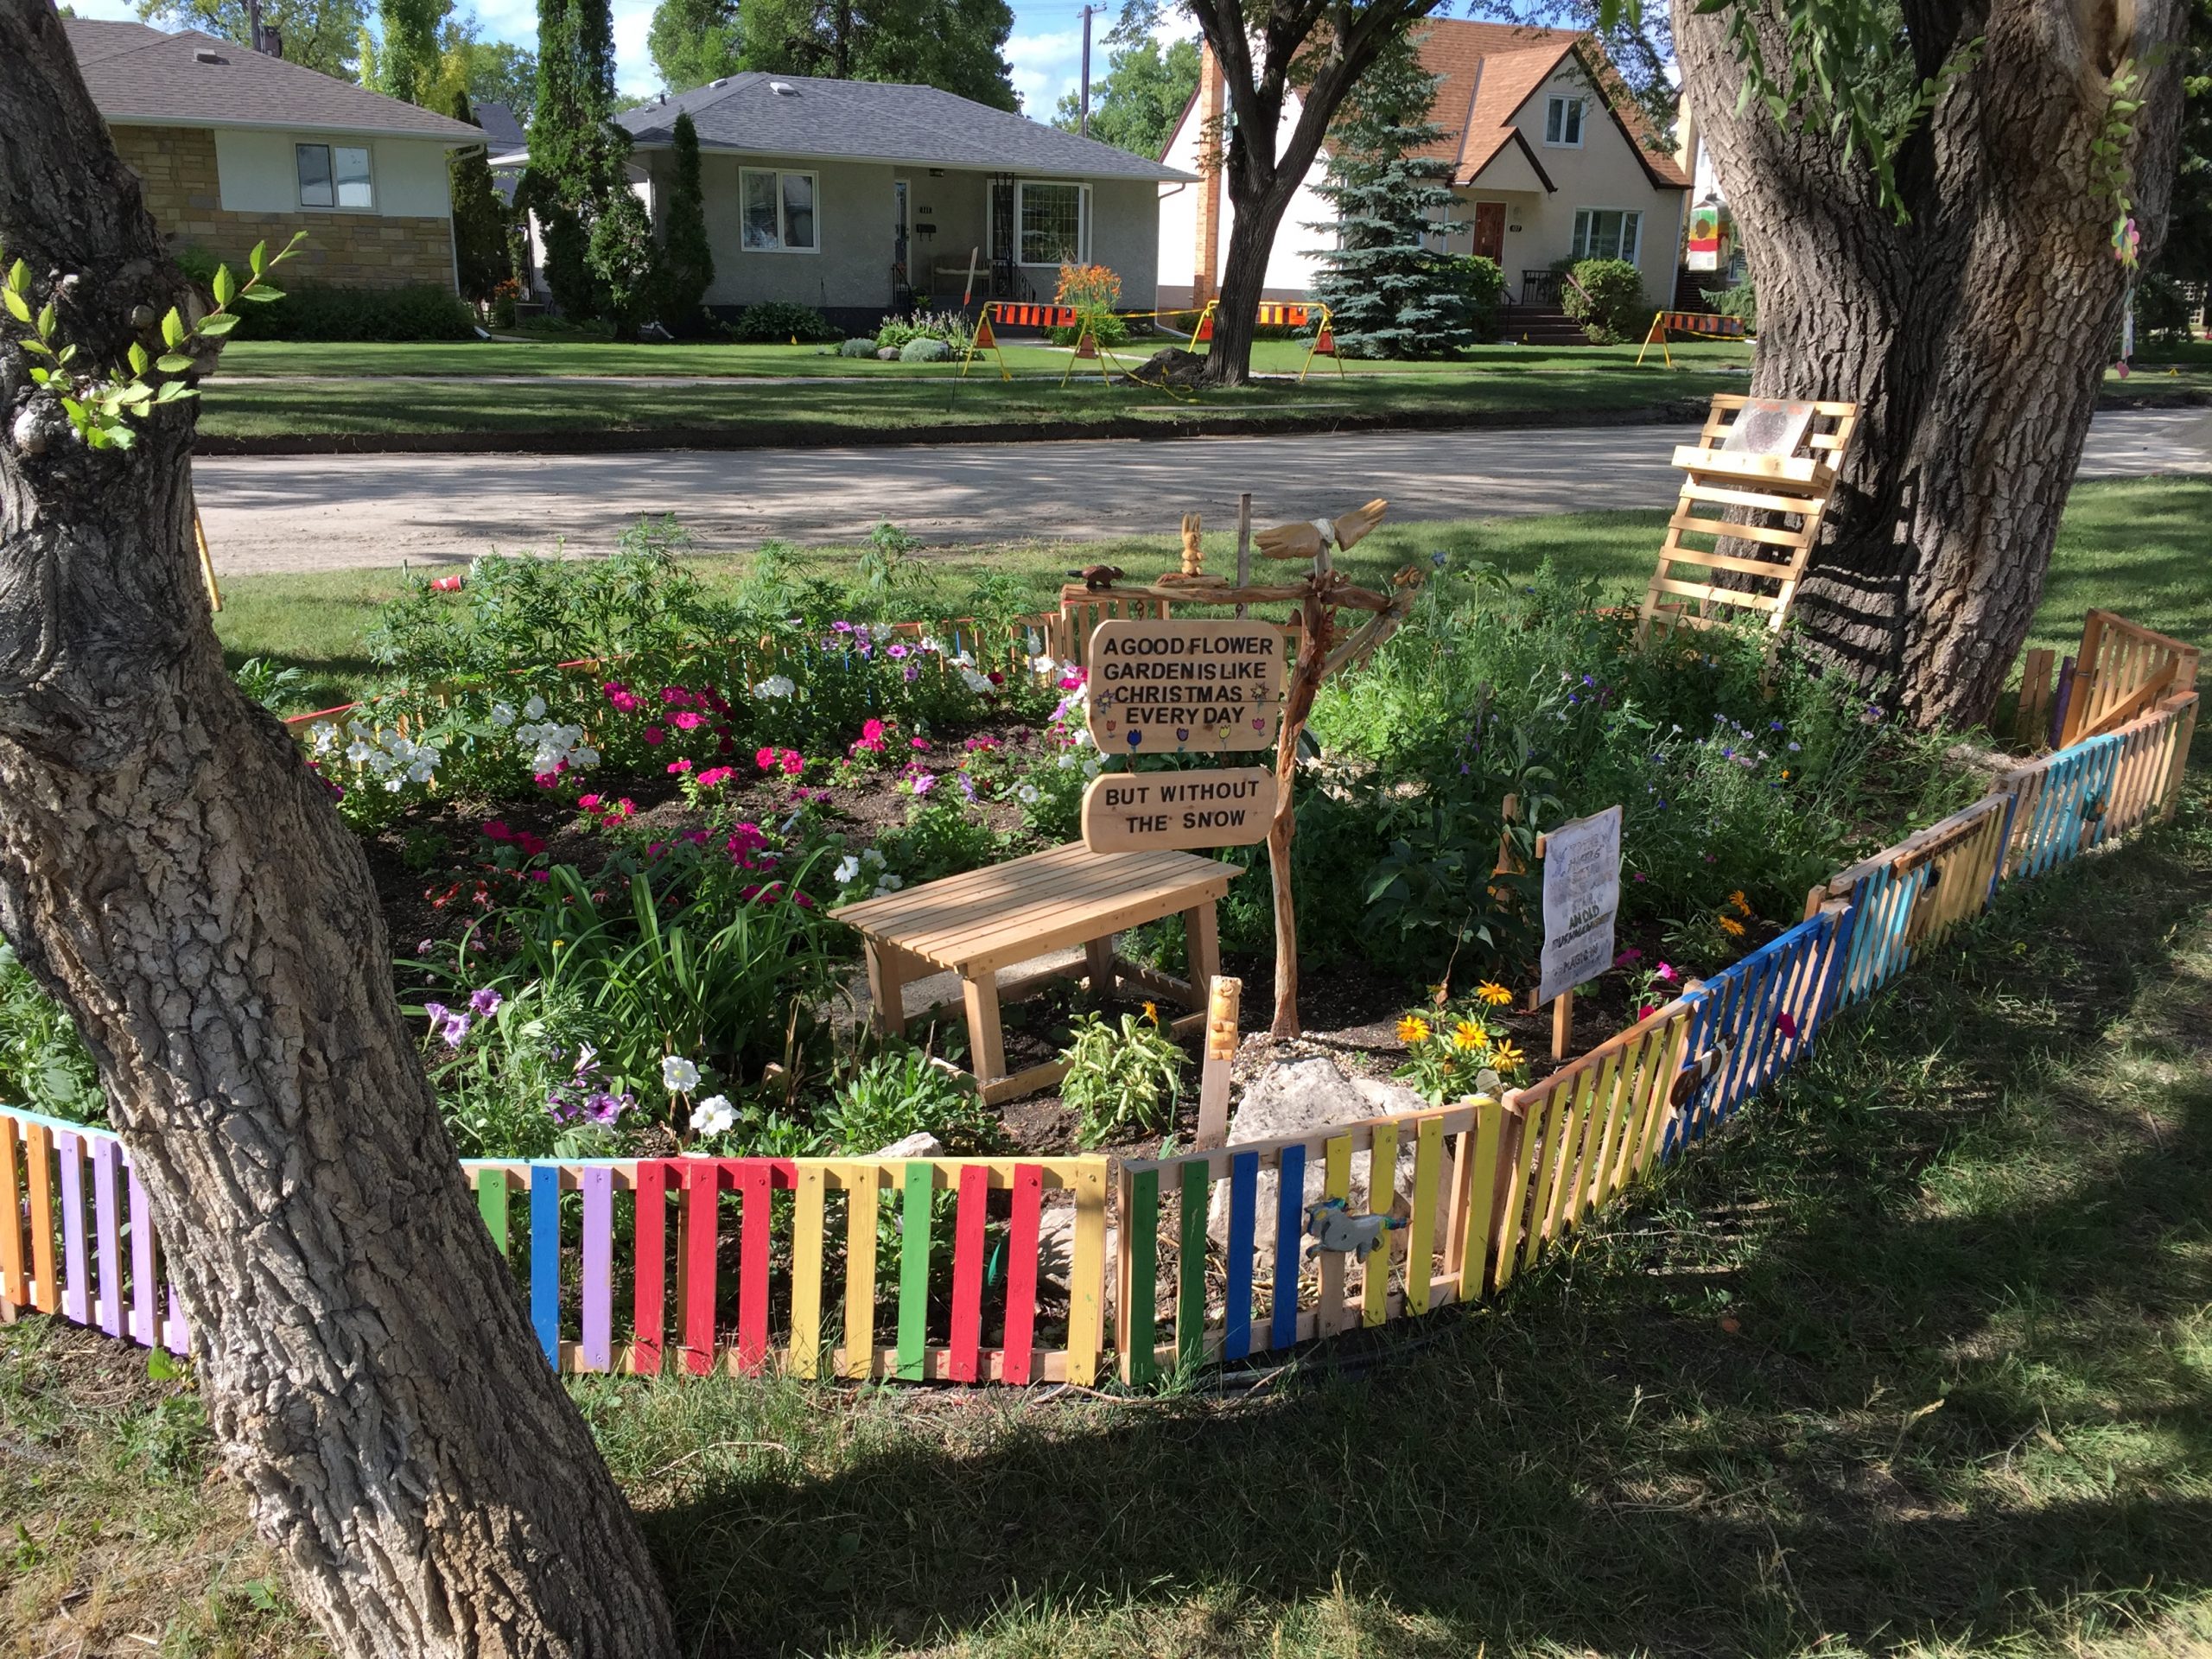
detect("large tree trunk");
top-left (1675, 0), bottom-right (2190, 728)
top-left (0, 5), bottom-right (680, 1654)
top-left (1205, 179), bottom-right (1301, 388)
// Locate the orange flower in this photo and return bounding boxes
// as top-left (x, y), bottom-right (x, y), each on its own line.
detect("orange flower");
top-left (1475, 981), bottom-right (1514, 1007)
top-left (1718, 913), bottom-right (1746, 938)
top-left (1396, 1014), bottom-right (1432, 1045)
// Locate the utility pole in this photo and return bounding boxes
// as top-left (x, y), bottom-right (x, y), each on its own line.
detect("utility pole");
top-left (1077, 3), bottom-right (1095, 137)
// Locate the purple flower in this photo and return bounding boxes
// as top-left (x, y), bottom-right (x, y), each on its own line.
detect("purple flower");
top-left (904, 664), bottom-right (920, 683)
top-left (440, 1012), bottom-right (473, 1048)
top-left (423, 1001), bottom-right (449, 1029)
top-left (468, 988), bottom-right (504, 1018)
top-left (912, 771), bottom-right (938, 797)
top-left (887, 643), bottom-right (909, 658)
top-left (417, 938), bottom-right (434, 954)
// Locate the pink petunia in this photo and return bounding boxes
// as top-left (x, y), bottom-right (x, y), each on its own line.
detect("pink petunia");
top-left (1775, 1010), bottom-right (1799, 1039)
top-left (780, 752), bottom-right (805, 776)
top-left (910, 737), bottom-right (929, 751)
top-left (668, 758), bottom-right (693, 773)
top-left (642, 727), bottom-right (665, 746)
top-left (671, 711), bottom-right (705, 731)
top-left (482, 820), bottom-right (513, 842)
top-left (1655, 962), bottom-right (1679, 982)
top-left (517, 831), bottom-right (547, 857)
top-left (578, 793), bottom-right (601, 811)
top-left (696, 766), bottom-right (734, 788)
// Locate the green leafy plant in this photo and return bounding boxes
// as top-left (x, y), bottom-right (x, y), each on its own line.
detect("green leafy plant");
top-left (819, 1045), bottom-right (999, 1153)
top-left (1058, 1006), bottom-right (1186, 1146)
top-left (230, 655), bottom-right (308, 712)
top-left (1391, 991), bottom-right (1526, 1103)
top-left (1558, 258), bottom-right (1647, 345)
top-left (730, 300), bottom-right (839, 342)
top-left (855, 520), bottom-right (922, 595)
top-left (0, 943), bottom-right (104, 1124)
top-left (0, 231), bottom-right (302, 449)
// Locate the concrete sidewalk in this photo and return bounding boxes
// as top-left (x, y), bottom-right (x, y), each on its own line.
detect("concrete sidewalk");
top-left (191, 406), bottom-right (2212, 577)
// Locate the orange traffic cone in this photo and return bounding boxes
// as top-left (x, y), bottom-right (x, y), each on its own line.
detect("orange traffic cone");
top-left (974, 315), bottom-right (996, 349)
top-left (1194, 311), bottom-right (1214, 342)
top-left (1075, 328), bottom-right (1098, 359)
top-left (1315, 322), bottom-right (1336, 356)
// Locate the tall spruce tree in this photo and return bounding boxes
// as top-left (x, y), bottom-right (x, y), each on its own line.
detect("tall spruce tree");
top-left (445, 89), bottom-right (510, 304)
top-left (1307, 32), bottom-right (1475, 358)
top-left (656, 110), bottom-right (715, 329)
top-left (530, 0), bottom-right (620, 318)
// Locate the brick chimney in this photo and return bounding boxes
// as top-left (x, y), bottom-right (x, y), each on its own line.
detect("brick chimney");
top-left (1192, 43), bottom-right (1224, 307)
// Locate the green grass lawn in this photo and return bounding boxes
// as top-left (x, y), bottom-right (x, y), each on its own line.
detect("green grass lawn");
top-left (216, 476), bottom-right (2212, 716)
top-left (13, 762), bottom-right (2212, 1656)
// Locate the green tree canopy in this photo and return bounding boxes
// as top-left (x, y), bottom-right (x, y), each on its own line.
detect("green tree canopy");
top-left (531, 0), bottom-right (622, 317)
top-left (648, 0), bottom-right (743, 92)
top-left (655, 108), bottom-right (715, 327)
top-left (1053, 31), bottom-right (1200, 157)
top-left (373, 0), bottom-right (445, 102)
top-left (136, 0), bottom-right (364, 80)
top-left (741, 0), bottom-right (1019, 110)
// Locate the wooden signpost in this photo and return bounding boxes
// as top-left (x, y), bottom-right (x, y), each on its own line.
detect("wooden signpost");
top-left (1064, 496), bottom-right (1421, 1039)
top-left (1085, 619), bottom-right (1287, 755)
top-left (1080, 766), bottom-right (1278, 853)
top-left (1534, 804), bottom-right (1624, 1059)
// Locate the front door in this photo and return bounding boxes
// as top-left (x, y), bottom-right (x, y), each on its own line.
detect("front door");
top-left (1471, 200), bottom-right (1507, 264)
top-left (893, 179), bottom-right (911, 275)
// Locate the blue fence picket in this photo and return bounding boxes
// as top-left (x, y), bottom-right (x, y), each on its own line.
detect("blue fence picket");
top-left (2005, 733), bottom-right (2123, 881)
top-left (1669, 903), bottom-right (1850, 1153)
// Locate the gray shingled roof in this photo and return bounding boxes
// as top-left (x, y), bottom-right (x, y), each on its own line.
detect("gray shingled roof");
top-left (64, 19), bottom-right (483, 143)
top-left (612, 73), bottom-right (1192, 181)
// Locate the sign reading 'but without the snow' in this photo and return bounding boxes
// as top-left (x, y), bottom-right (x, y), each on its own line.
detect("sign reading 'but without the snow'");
top-left (1086, 620), bottom-right (1287, 755)
top-left (1080, 767), bottom-right (1279, 854)
top-left (1537, 804), bottom-right (1624, 1006)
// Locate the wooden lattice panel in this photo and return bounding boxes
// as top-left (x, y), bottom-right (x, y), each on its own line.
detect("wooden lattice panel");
top-left (1638, 394), bottom-right (1861, 643)
top-left (2058, 609), bottom-right (2202, 747)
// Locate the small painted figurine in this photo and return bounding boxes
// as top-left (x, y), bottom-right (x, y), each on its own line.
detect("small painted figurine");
top-left (1303, 1196), bottom-right (1406, 1257)
top-left (1068, 564), bottom-right (1126, 590)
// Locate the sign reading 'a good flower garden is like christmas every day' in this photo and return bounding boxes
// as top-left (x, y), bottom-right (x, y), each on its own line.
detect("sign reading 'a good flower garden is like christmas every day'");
top-left (1079, 766), bottom-right (1280, 853)
top-left (1085, 620), bottom-right (1287, 755)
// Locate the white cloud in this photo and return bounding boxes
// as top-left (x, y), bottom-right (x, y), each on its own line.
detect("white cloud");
top-left (610, 0), bottom-right (658, 94)
top-left (1005, 26), bottom-right (1081, 118)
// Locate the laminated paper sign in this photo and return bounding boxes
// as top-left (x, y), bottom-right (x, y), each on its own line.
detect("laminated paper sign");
top-left (1538, 804), bottom-right (1623, 1006)
top-left (1081, 766), bottom-right (1279, 854)
top-left (1086, 620), bottom-right (1287, 755)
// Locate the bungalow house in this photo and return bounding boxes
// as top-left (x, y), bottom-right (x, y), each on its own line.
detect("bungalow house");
top-left (1158, 20), bottom-right (1693, 325)
top-left (500, 73), bottom-right (1192, 330)
top-left (62, 18), bottom-right (484, 292)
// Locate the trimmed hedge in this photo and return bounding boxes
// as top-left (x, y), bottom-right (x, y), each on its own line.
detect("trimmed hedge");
top-left (227, 282), bottom-right (475, 342)
top-left (729, 301), bottom-right (840, 343)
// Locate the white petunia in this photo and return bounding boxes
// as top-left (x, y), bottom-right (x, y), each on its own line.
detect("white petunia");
top-left (960, 668), bottom-right (994, 694)
top-left (1081, 759), bottom-right (1101, 778)
top-left (1057, 753), bottom-right (1077, 769)
top-left (870, 622), bottom-right (893, 643)
top-left (835, 855), bottom-right (861, 884)
top-left (753, 675), bottom-right (797, 700)
top-left (661, 1055), bottom-right (701, 1092)
top-left (690, 1094), bottom-right (736, 1136)
top-left (874, 874), bottom-right (903, 895)
top-left (489, 702), bottom-right (516, 728)
top-left (524, 696), bottom-right (548, 721)
top-left (310, 723), bottom-right (338, 753)
top-left (861, 848), bottom-right (887, 868)
top-left (1017, 784), bottom-right (1039, 804)
top-left (346, 741), bottom-right (372, 764)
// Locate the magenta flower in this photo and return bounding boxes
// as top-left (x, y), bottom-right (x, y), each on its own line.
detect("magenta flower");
top-left (642, 727), bottom-right (665, 746)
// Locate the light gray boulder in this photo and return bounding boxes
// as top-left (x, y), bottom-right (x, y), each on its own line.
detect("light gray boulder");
top-left (871, 1130), bottom-right (947, 1160)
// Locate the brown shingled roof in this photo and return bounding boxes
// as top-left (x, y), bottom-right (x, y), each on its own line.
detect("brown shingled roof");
top-left (1405, 18), bottom-right (1690, 191)
top-left (63, 18), bottom-right (483, 143)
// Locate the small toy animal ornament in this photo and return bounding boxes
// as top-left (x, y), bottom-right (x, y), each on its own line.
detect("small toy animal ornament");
top-left (1303, 1197), bottom-right (1407, 1257)
top-left (1068, 564), bottom-right (1126, 591)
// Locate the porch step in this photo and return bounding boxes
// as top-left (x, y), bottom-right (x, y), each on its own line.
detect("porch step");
top-left (1500, 304), bottom-right (1592, 346)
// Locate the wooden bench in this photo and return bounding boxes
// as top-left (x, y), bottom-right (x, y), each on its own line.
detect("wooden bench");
top-left (831, 843), bottom-right (1236, 1105)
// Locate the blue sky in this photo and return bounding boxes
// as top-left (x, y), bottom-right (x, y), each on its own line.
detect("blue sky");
top-left (75, 0), bottom-right (1134, 120)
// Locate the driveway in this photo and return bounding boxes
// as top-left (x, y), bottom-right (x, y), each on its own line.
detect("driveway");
top-left (191, 405), bottom-right (2212, 576)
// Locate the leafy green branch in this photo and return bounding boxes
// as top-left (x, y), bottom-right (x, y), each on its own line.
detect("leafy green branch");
top-left (0, 229), bottom-right (304, 450)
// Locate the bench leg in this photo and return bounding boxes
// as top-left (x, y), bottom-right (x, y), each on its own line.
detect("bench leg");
top-left (962, 974), bottom-right (1007, 1094)
top-left (865, 942), bottom-right (907, 1039)
top-left (1084, 934), bottom-right (1116, 1001)
top-left (1180, 901), bottom-right (1220, 1010)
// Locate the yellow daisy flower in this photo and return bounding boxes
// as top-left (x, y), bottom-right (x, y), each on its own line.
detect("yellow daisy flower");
top-left (1141, 1001), bottom-right (1160, 1025)
top-left (1491, 1039), bottom-right (1526, 1070)
top-left (1728, 889), bottom-right (1752, 917)
top-left (1475, 981), bottom-right (1514, 1007)
top-left (1718, 913), bottom-right (1746, 937)
top-left (1396, 1014), bottom-right (1432, 1046)
top-left (1451, 1019), bottom-right (1489, 1052)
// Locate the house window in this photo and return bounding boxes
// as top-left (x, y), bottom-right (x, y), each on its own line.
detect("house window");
top-left (1016, 181), bottom-right (1088, 266)
top-left (1571, 208), bottom-right (1642, 264)
top-left (741, 168), bottom-right (817, 252)
top-left (296, 143), bottom-right (372, 209)
top-left (1543, 95), bottom-right (1586, 147)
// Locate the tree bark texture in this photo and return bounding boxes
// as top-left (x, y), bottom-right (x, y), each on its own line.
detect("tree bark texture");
top-left (1675, 0), bottom-right (2190, 728)
top-left (0, 5), bottom-right (681, 1653)
top-left (1187, 0), bottom-right (1440, 385)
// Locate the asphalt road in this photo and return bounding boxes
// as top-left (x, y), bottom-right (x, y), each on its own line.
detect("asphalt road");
top-left (191, 405), bottom-right (2212, 576)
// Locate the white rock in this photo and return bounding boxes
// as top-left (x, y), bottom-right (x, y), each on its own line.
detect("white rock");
top-left (872, 1130), bottom-right (947, 1160)
top-left (1205, 1055), bottom-right (1440, 1274)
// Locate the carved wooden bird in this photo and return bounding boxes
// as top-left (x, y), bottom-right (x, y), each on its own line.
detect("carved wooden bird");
top-left (1254, 497), bottom-right (1389, 562)
top-left (1068, 564), bottom-right (1126, 591)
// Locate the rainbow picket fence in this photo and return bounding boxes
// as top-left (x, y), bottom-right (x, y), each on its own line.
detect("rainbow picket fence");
top-left (0, 657), bottom-right (2197, 1388)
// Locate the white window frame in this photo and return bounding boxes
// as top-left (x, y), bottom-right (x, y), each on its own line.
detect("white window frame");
top-left (1543, 94), bottom-right (1586, 148)
top-left (740, 167), bottom-right (819, 254)
top-left (1003, 178), bottom-right (1090, 269)
top-left (1571, 207), bottom-right (1643, 264)
top-left (296, 141), bottom-right (375, 211)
